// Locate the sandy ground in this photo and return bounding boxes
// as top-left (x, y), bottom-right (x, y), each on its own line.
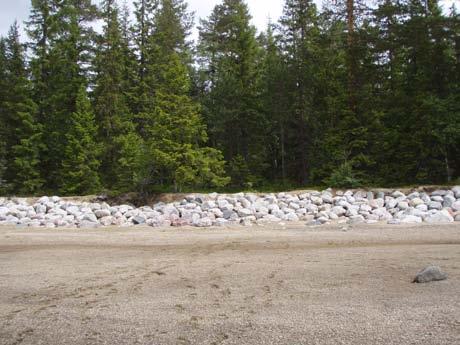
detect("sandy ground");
top-left (0, 222), bottom-right (459, 345)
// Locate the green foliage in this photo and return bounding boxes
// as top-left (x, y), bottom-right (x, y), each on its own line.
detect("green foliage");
top-left (2, 23), bottom-right (43, 194)
top-left (112, 132), bottom-right (145, 193)
top-left (323, 162), bottom-right (362, 189)
top-left (94, 0), bottom-right (137, 189)
top-left (60, 86), bottom-right (101, 195)
top-left (227, 155), bottom-right (257, 189)
top-left (198, 0), bottom-right (268, 186)
top-left (143, 2), bottom-right (229, 191)
top-left (0, 0), bottom-right (458, 196)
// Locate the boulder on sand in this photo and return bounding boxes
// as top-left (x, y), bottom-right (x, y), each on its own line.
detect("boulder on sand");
top-left (413, 266), bottom-right (448, 283)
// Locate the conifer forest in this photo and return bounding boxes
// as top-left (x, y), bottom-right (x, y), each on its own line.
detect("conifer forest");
top-left (0, 0), bottom-right (459, 196)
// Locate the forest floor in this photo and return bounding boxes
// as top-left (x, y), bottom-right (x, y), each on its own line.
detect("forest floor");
top-left (0, 222), bottom-right (459, 345)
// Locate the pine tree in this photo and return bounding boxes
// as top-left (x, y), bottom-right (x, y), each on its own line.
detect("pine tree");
top-left (60, 86), bottom-right (101, 195)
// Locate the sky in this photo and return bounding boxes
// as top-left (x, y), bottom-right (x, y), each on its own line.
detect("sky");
top-left (0, 0), bottom-right (456, 38)
top-left (0, 0), bottom-right (284, 38)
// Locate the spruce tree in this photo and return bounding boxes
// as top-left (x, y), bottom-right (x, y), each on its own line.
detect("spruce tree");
top-left (0, 38), bottom-right (9, 192)
top-left (145, 52), bottom-right (229, 191)
top-left (278, 0), bottom-right (322, 184)
top-left (60, 86), bottom-right (101, 195)
top-left (258, 23), bottom-right (289, 183)
top-left (3, 23), bottom-right (43, 194)
top-left (143, 0), bottom-right (229, 191)
top-left (132, 0), bottom-right (159, 135)
top-left (198, 0), bottom-right (266, 186)
top-left (94, 0), bottom-right (141, 190)
top-left (27, 0), bottom-right (98, 191)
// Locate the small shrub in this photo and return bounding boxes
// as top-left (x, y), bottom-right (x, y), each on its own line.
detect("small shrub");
top-left (324, 162), bottom-right (362, 189)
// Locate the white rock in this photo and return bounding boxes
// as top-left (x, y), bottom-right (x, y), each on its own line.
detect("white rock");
top-left (345, 206), bottom-right (359, 217)
top-left (366, 214), bottom-right (380, 221)
top-left (409, 198), bottom-right (425, 207)
top-left (424, 210), bottom-right (454, 223)
top-left (238, 198), bottom-right (252, 208)
top-left (428, 201), bottom-right (442, 210)
top-left (209, 208), bottom-right (224, 218)
top-left (369, 198), bottom-right (384, 209)
top-left (415, 204), bottom-right (428, 212)
top-left (346, 195), bottom-right (356, 204)
top-left (321, 193), bottom-right (333, 204)
top-left (347, 215), bottom-right (365, 224)
top-left (82, 213), bottom-right (97, 223)
top-left (0, 207), bottom-right (9, 217)
top-left (400, 215), bottom-right (422, 224)
top-left (310, 196), bottom-right (323, 205)
top-left (285, 213), bottom-right (299, 222)
top-left (331, 206), bottom-right (346, 216)
top-left (94, 209), bottom-right (111, 218)
top-left (452, 186), bottom-right (460, 198)
top-left (34, 204), bottom-right (47, 214)
top-left (328, 212), bottom-right (339, 220)
top-left (215, 218), bottom-right (229, 226)
top-left (443, 195), bottom-right (456, 208)
top-left (392, 191), bottom-right (405, 198)
top-left (79, 221), bottom-right (100, 228)
top-left (316, 216), bottom-right (329, 224)
top-left (385, 198), bottom-right (398, 209)
top-left (202, 200), bottom-right (217, 210)
top-left (237, 208), bottom-right (253, 217)
top-left (431, 190), bottom-right (448, 196)
top-left (420, 193), bottom-right (431, 203)
top-left (397, 201), bottom-right (409, 210)
top-left (407, 192), bottom-right (420, 199)
top-left (194, 217), bottom-right (213, 227)
top-left (289, 202), bottom-right (300, 210)
top-left (431, 196), bottom-right (444, 202)
top-left (452, 201), bottom-right (460, 212)
top-left (51, 196), bottom-right (61, 203)
top-left (38, 196), bottom-right (50, 204)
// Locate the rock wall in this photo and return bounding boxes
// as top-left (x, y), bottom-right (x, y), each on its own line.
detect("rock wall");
top-left (1, 187), bottom-right (460, 228)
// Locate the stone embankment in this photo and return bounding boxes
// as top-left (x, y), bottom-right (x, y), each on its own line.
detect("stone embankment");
top-left (1, 187), bottom-right (460, 228)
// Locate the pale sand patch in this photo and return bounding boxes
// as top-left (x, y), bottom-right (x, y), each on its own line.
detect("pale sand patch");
top-left (0, 223), bottom-right (459, 345)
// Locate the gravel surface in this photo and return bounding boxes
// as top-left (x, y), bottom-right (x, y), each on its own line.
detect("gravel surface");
top-left (0, 222), bottom-right (459, 345)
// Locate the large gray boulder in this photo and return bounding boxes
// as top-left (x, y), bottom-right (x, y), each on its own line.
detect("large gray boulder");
top-left (413, 266), bottom-right (448, 283)
top-left (427, 201), bottom-right (442, 210)
top-left (95, 209), bottom-right (111, 219)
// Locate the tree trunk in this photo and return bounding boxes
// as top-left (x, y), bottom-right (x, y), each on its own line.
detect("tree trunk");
top-left (346, 0), bottom-right (357, 113)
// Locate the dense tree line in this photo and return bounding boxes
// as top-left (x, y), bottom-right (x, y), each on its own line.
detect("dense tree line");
top-left (0, 0), bottom-right (459, 195)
